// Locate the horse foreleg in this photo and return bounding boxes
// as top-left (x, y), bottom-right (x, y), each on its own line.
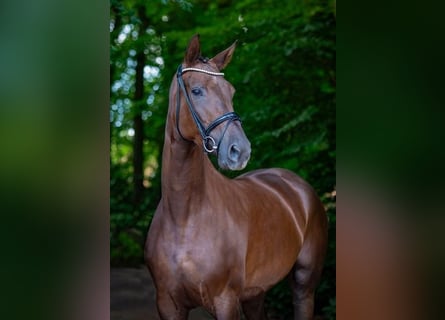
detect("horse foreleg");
top-left (214, 290), bottom-right (241, 320)
top-left (241, 292), bottom-right (268, 320)
top-left (155, 291), bottom-right (188, 320)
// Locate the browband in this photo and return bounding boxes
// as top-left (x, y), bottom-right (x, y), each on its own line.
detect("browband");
top-left (181, 67), bottom-right (224, 76)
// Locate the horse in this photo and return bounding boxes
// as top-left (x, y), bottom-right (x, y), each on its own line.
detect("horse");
top-left (145, 34), bottom-right (328, 320)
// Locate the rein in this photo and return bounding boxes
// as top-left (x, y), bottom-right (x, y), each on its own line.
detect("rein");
top-left (176, 64), bottom-right (241, 153)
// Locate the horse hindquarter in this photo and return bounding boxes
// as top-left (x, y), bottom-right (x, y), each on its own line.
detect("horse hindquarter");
top-left (239, 169), bottom-right (311, 290)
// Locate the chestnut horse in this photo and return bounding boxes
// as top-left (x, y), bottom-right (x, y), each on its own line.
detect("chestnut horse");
top-left (145, 35), bottom-right (327, 320)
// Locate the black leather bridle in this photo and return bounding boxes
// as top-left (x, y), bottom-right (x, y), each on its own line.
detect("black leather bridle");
top-left (176, 64), bottom-right (241, 153)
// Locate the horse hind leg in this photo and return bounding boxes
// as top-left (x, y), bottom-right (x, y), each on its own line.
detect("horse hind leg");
top-left (290, 228), bottom-right (327, 320)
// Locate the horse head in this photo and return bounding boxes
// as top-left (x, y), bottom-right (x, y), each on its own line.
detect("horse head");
top-left (174, 34), bottom-right (251, 170)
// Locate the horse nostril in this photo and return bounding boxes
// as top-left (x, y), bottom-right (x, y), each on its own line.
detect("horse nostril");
top-left (228, 144), bottom-right (241, 162)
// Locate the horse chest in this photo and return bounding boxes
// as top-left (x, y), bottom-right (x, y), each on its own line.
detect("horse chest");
top-left (172, 228), bottom-right (239, 271)
top-left (158, 217), bottom-right (246, 284)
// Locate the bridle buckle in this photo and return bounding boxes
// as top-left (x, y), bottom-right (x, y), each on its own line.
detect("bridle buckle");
top-left (203, 136), bottom-right (217, 153)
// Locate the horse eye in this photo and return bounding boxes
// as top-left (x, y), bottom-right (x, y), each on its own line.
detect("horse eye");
top-left (191, 88), bottom-right (203, 96)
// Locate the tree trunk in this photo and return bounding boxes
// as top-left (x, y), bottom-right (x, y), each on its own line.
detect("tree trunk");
top-left (132, 5), bottom-right (149, 206)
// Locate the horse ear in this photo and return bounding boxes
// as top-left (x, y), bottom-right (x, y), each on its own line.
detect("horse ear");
top-left (184, 34), bottom-right (201, 65)
top-left (210, 40), bottom-right (237, 70)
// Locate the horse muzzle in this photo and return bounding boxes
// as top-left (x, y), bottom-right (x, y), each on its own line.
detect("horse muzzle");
top-left (217, 126), bottom-right (251, 170)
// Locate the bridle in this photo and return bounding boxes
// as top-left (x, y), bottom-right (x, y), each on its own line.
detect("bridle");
top-left (176, 64), bottom-right (241, 153)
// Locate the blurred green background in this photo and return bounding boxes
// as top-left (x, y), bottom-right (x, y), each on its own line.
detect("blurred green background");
top-left (110, 0), bottom-right (336, 319)
top-left (3, 0), bottom-right (445, 318)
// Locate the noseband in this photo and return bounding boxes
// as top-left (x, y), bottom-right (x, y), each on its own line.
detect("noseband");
top-left (176, 64), bottom-right (241, 153)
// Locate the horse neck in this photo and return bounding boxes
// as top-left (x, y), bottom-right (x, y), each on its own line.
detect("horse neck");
top-left (160, 117), bottom-right (223, 222)
top-left (161, 136), bottom-right (211, 192)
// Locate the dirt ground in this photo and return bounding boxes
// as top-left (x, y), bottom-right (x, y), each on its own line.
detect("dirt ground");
top-left (111, 267), bottom-right (214, 320)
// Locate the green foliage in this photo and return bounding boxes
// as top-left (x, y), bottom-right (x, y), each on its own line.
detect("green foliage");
top-left (110, 0), bottom-right (335, 317)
